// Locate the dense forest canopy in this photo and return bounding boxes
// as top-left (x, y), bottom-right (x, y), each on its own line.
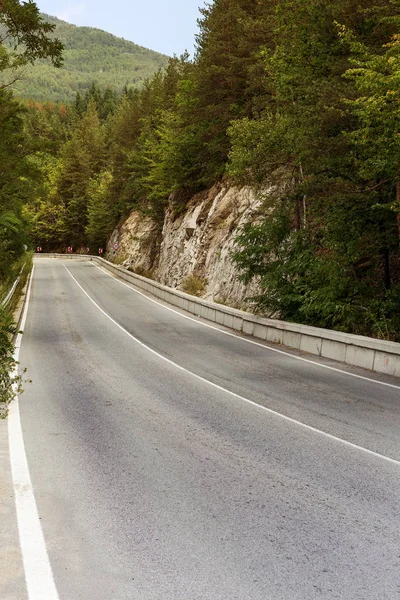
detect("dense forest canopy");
top-left (2, 0), bottom-right (400, 343)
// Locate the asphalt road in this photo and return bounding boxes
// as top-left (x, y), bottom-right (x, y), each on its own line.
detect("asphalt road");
top-left (13, 258), bottom-right (400, 599)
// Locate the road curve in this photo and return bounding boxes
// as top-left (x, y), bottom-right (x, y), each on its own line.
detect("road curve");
top-left (12, 258), bottom-right (400, 599)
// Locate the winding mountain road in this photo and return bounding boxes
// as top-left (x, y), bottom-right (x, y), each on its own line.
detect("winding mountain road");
top-left (4, 257), bottom-right (400, 599)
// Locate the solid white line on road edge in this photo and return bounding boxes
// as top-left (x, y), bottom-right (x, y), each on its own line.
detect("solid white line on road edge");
top-left (8, 266), bottom-right (60, 600)
top-left (64, 264), bottom-right (400, 467)
top-left (91, 263), bottom-right (400, 391)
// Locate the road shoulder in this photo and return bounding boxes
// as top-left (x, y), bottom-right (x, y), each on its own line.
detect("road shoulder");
top-left (0, 417), bottom-right (27, 600)
top-left (0, 271), bottom-right (32, 598)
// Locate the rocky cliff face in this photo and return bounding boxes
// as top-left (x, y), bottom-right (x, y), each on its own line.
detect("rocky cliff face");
top-left (106, 183), bottom-right (262, 308)
top-left (108, 211), bottom-right (160, 277)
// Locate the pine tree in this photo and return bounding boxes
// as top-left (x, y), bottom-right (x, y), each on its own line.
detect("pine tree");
top-left (85, 171), bottom-right (114, 248)
top-left (230, 0), bottom-right (400, 338)
top-left (194, 0), bottom-right (277, 178)
top-left (57, 100), bottom-right (105, 246)
top-left (106, 90), bottom-right (143, 218)
top-left (340, 14), bottom-right (400, 240)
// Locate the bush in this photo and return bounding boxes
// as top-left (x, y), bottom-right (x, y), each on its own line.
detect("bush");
top-left (0, 254), bottom-right (32, 415)
top-left (0, 307), bottom-right (22, 414)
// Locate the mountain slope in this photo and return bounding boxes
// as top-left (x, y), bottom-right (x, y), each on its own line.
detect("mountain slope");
top-left (11, 15), bottom-right (169, 103)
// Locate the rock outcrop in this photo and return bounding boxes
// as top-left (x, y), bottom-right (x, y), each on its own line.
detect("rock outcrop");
top-left (106, 183), bottom-right (262, 308)
top-left (107, 212), bottom-right (161, 278)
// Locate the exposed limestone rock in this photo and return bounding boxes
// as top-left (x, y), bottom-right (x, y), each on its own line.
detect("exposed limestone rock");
top-left (107, 211), bottom-right (160, 276)
top-left (106, 184), bottom-right (262, 308)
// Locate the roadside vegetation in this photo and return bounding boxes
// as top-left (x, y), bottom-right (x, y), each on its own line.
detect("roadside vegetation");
top-left (2, 0), bottom-right (400, 349)
top-left (182, 275), bottom-right (207, 297)
top-left (0, 305), bottom-right (20, 413)
top-left (0, 253), bottom-right (31, 415)
top-left (0, 0), bottom-right (62, 408)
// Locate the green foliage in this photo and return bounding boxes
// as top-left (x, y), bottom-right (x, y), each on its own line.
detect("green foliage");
top-left (230, 0), bottom-right (400, 340)
top-left (0, 89), bottom-right (32, 275)
top-left (85, 171), bottom-right (114, 248)
top-left (0, 2), bottom-right (65, 258)
top-left (0, 0), bottom-right (64, 410)
top-left (108, 55), bottom-right (203, 222)
top-left (234, 199), bottom-right (400, 338)
top-left (0, 1), bottom-right (63, 83)
top-left (7, 14), bottom-right (169, 103)
top-left (193, 0), bottom-right (277, 183)
top-left (75, 83), bottom-right (119, 122)
top-left (228, 113), bottom-right (295, 185)
top-left (0, 253), bottom-right (32, 413)
top-left (0, 210), bottom-right (26, 280)
top-left (57, 100), bottom-right (105, 245)
top-left (134, 109), bottom-right (205, 219)
top-left (0, 305), bottom-right (20, 410)
top-left (17, 0), bottom-right (400, 342)
top-left (339, 17), bottom-right (400, 216)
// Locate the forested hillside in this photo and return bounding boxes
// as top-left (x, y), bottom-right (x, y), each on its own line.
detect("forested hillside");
top-left (0, 0), bottom-right (63, 405)
top-left (2, 0), bottom-right (400, 349)
top-left (6, 15), bottom-right (169, 102)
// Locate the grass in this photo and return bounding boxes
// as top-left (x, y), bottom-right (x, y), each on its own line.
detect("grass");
top-left (112, 252), bottom-right (129, 266)
top-left (128, 266), bottom-right (155, 280)
top-left (181, 275), bottom-right (207, 297)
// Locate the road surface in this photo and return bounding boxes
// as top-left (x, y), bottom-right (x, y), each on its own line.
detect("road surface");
top-left (6, 258), bottom-right (400, 599)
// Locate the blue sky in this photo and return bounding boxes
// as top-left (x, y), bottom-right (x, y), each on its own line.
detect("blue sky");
top-left (37, 0), bottom-right (205, 56)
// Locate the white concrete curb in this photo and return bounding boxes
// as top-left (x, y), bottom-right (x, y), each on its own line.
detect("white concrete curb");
top-left (37, 254), bottom-right (400, 378)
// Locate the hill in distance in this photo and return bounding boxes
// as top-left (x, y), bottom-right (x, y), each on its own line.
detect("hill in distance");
top-left (11, 15), bottom-right (170, 103)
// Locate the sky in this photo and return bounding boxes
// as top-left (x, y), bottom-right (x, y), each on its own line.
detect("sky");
top-left (36, 0), bottom-right (205, 56)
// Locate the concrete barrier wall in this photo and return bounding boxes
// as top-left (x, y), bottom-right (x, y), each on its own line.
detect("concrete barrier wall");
top-left (37, 254), bottom-right (400, 378)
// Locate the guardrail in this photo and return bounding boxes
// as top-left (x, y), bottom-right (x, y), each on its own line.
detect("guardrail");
top-left (36, 253), bottom-right (400, 378)
top-left (1, 273), bottom-right (21, 308)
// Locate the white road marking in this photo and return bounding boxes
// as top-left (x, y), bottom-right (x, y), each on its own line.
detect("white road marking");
top-left (8, 267), bottom-right (60, 600)
top-left (91, 263), bottom-right (400, 391)
top-left (64, 264), bottom-right (400, 467)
